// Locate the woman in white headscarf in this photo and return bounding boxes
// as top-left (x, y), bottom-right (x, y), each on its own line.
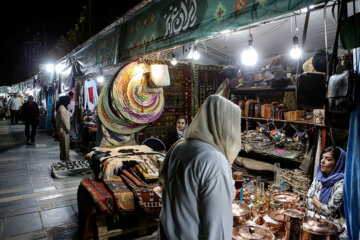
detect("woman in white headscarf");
top-left (158, 94), bottom-right (241, 240)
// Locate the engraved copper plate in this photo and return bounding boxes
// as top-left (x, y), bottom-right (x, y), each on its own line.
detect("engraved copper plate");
top-left (268, 208), bottom-right (285, 222)
top-left (302, 218), bottom-right (338, 235)
top-left (272, 192), bottom-right (300, 204)
top-left (233, 225), bottom-right (275, 240)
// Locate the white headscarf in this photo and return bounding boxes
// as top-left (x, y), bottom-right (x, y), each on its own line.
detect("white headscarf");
top-left (185, 94), bottom-right (241, 164)
top-left (159, 95), bottom-right (241, 184)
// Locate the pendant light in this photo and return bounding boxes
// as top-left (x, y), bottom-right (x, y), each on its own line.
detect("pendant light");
top-left (193, 46), bottom-right (200, 60)
top-left (171, 53), bottom-right (177, 65)
top-left (290, 35), bottom-right (301, 59)
top-left (290, 13), bottom-right (301, 60)
top-left (241, 33), bottom-right (258, 66)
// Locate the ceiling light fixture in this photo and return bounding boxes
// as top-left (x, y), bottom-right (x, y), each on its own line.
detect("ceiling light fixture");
top-left (241, 33), bottom-right (258, 66)
top-left (193, 46), bottom-right (200, 60)
top-left (171, 53), bottom-right (177, 65)
top-left (290, 35), bottom-right (301, 59)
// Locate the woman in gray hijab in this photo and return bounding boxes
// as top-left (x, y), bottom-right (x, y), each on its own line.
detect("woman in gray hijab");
top-left (158, 94), bottom-right (241, 240)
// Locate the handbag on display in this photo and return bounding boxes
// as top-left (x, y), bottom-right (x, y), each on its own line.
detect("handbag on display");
top-left (339, 0), bottom-right (360, 50)
top-left (295, 10), bottom-right (328, 109)
top-left (296, 72), bottom-right (327, 109)
top-left (244, 99), bottom-right (257, 117)
top-left (327, 70), bottom-right (359, 113)
top-left (325, 0), bottom-right (359, 129)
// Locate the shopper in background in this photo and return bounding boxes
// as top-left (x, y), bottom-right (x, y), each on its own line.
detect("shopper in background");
top-left (165, 115), bottom-right (188, 150)
top-left (0, 98), bottom-right (4, 120)
top-left (22, 96), bottom-right (39, 145)
top-left (4, 98), bottom-right (10, 119)
top-left (56, 96), bottom-right (71, 161)
top-left (9, 93), bottom-right (22, 125)
top-left (158, 95), bottom-right (242, 240)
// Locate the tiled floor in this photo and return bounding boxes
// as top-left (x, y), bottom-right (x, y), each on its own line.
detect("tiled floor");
top-left (0, 119), bottom-right (86, 240)
top-left (0, 119), bottom-right (158, 240)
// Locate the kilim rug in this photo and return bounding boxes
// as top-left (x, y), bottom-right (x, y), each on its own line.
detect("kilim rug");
top-left (80, 178), bottom-right (114, 214)
top-left (120, 174), bottom-right (161, 218)
top-left (103, 176), bottom-right (135, 211)
top-left (134, 164), bottom-right (158, 183)
top-left (122, 169), bottom-right (147, 187)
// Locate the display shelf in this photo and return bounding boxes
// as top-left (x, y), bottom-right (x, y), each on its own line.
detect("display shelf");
top-left (242, 116), bottom-right (325, 127)
top-left (230, 86), bottom-right (295, 93)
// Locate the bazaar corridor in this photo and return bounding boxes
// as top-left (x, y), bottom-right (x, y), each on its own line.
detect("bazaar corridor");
top-left (0, 119), bottom-right (85, 239)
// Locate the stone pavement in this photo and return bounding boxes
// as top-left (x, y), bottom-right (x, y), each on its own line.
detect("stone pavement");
top-left (0, 119), bottom-right (87, 240)
top-left (0, 119), bottom-right (158, 240)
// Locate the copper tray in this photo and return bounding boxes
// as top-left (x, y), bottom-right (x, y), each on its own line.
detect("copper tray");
top-left (272, 192), bottom-right (300, 204)
top-left (233, 225), bottom-right (275, 240)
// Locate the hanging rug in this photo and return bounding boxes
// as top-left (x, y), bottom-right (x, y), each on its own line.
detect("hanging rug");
top-left (97, 79), bottom-right (146, 134)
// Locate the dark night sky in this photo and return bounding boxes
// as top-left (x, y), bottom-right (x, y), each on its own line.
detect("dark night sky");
top-left (0, 0), bottom-right (142, 86)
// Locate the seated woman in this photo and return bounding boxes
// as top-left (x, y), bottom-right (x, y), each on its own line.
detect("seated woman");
top-left (165, 116), bottom-right (188, 150)
top-left (306, 146), bottom-right (345, 221)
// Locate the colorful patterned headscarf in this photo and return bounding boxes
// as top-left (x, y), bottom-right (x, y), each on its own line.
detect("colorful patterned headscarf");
top-left (316, 147), bottom-right (346, 204)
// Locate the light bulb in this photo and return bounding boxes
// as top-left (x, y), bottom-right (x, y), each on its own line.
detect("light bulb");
top-left (290, 36), bottom-right (301, 59)
top-left (187, 50), bottom-right (194, 59)
top-left (241, 45), bottom-right (258, 66)
top-left (193, 49), bottom-right (200, 60)
top-left (96, 76), bottom-right (104, 83)
top-left (171, 53), bottom-right (177, 65)
top-left (46, 64), bottom-right (55, 73)
top-left (290, 45), bottom-right (301, 59)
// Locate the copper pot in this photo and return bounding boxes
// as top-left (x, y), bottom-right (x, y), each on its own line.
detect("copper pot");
top-left (301, 217), bottom-right (344, 240)
top-left (266, 208), bottom-right (285, 232)
top-left (284, 209), bottom-right (305, 240)
top-left (233, 200), bottom-right (251, 227)
top-left (232, 225), bottom-right (275, 240)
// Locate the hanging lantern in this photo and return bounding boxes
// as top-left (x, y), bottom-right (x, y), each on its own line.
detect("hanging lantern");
top-left (149, 64), bottom-right (171, 87)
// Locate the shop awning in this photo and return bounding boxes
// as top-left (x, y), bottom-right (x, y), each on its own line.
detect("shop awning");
top-left (118, 0), bottom-right (326, 62)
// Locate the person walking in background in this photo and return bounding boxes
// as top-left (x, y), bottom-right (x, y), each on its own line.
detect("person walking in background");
top-left (22, 96), bottom-right (39, 145)
top-left (56, 97), bottom-right (71, 161)
top-left (4, 98), bottom-right (10, 119)
top-left (9, 93), bottom-right (22, 125)
top-left (0, 98), bottom-right (4, 120)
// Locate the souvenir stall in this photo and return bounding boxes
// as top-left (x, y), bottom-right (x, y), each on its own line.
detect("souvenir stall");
top-left (13, 0), bottom-right (358, 238)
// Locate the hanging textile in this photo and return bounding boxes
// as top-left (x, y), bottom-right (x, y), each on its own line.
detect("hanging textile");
top-left (84, 79), bottom-right (98, 111)
top-left (344, 90), bottom-right (360, 240)
top-left (45, 90), bottom-right (53, 129)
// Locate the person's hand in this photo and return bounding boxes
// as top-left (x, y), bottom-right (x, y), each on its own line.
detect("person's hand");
top-left (312, 196), bottom-right (323, 209)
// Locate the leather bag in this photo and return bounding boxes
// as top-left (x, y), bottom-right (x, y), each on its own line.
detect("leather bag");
top-left (296, 72), bottom-right (327, 109)
top-left (325, 0), bottom-right (359, 129)
top-left (339, 0), bottom-right (360, 50)
top-left (245, 99), bottom-right (257, 117)
top-left (327, 70), bottom-right (359, 113)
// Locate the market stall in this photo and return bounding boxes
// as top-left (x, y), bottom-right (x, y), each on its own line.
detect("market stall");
top-left (9, 0), bottom-right (360, 238)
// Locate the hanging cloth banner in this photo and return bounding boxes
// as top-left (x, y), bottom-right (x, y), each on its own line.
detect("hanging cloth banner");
top-left (45, 90), bottom-right (53, 129)
top-left (118, 0), bottom-right (325, 62)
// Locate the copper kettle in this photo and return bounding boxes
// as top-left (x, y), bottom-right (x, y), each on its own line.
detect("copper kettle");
top-left (233, 200), bottom-right (251, 227)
